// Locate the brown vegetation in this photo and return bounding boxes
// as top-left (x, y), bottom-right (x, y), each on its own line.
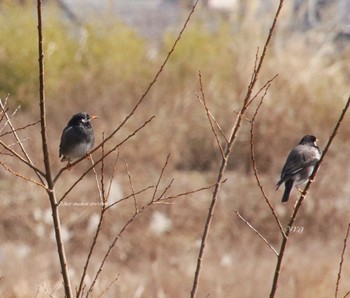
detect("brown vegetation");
top-left (0, 1), bottom-right (349, 297)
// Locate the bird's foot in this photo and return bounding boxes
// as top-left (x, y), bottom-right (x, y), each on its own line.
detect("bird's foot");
top-left (86, 153), bottom-right (91, 160)
top-left (297, 187), bottom-right (303, 193)
top-left (66, 162), bottom-right (73, 171)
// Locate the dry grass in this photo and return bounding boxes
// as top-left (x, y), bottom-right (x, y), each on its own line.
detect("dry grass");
top-left (1, 169), bottom-right (349, 297)
top-left (0, 1), bottom-right (349, 297)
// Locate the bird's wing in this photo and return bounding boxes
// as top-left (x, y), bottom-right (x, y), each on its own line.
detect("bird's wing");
top-left (59, 126), bottom-right (73, 157)
top-left (281, 149), bottom-right (304, 177)
top-left (281, 145), bottom-right (320, 179)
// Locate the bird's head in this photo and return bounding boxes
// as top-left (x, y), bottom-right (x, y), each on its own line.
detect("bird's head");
top-left (299, 135), bottom-right (318, 146)
top-left (67, 112), bottom-right (98, 127)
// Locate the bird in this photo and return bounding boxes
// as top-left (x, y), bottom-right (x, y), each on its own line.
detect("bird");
top-left (59, 112), bottom-right (97, 168)
top-left (276, 135), bottom-right (321, 203)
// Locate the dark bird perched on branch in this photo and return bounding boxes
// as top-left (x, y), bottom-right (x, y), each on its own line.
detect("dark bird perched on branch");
top-left (276, 135), bottom-right (321, 203)
top-left (59, 112), bottom-right (97, 167)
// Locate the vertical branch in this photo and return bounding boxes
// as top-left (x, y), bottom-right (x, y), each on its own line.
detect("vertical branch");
top-left (76, 207), bottom-right (107, 298)
top-left (335, 223), bottom-right (350, 298)
top-left (100, 133), bottom-right (106, 204)
top-left (190, 2), bottom-right (285, 297)
top-left (37, 0), bottom-right (51, 181)
top-left (37, 1), bottom-right (72, 297)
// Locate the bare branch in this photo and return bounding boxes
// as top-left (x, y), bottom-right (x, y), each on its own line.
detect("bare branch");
top-left (160, 180), bottom-right (222, 202)
top-left (0, 140), bottom-right (46, 177)
top-left (97, 275), bottom-right (120, 298)
top-left (106, 150), bottom-right (120, 200)
top-left (105, 185), bottom-right (154, 211)
top-left (88, 154), bottom-right (211, 296)
top-left (0, 161), bottom-right (47, 189)
top-left (37, 1), bottom-right (72, 296)
top-left (86, 211), bottom-right (139, 297)
top-left (196, 72), bottom-right (226, 158)
top-left (90, 156), bottom-right (103, 204)
top-left (0, 119), bottom-right (40, 138)
top-left (100, 133), bottom-right (107, 204)
top-left (124, 159), bottom-right (138, 213)
top-left (76, 207), bottom-right (106, 298)
top-left (248, 82), bottom-right (285, 237)
top-left (155, 179), bottom-right (174, 202)
top-left (234, 210), bottom-right (278, 256)
top-left (190, 1), bottom-right (285, 295)
top-left (151, 153), bottom-right (171, 203)
top-left (246, 74), bottom-right (278, 108)
top-left (335, 223), bottom-right (350, 298)
top-left (0, 102), bottom-right (21, 135)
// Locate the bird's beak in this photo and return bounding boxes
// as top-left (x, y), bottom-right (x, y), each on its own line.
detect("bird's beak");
top-left (90, 115), bottom-right (98, 120)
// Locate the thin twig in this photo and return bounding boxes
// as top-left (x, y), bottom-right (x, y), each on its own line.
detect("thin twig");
top-left (76, 207), bottom-right (106, 298)
top-left (76, 148), bottom-right (128, 298)
top-left (151, 153), bottom-right (171, 203)
top-left (124, 159), bottom-right (138, 213)
top-left (0, 119), bottom-right (40, 138)
top-left (0, 140), bottom-right (46, 177)
top-left (86, 211), bottom-right (139, 297)
top-left (196, 72), bottom-right (226, 158)
top-left (0, 96), bottom-right (8, 124)
top-left (248, 82), bottom-right (285, 237)
top-left (98, 275), bottom-right (120, 298)
top-left (106, 150), bottom-right (120, 200)
top-left (155, 179), bottom-right (174, 202)
top-left (100, 133), bottom-right (106, 204)
top-left (105, 185), bottom-right (154, 211)
top-left (335, 223), bottom-right (350, 298)
top-left (88, 154), bottom-right (210, 296)
top-left (42, 284), bottom-right (54, 298)
top-left (0, 102), bottom-right (21, 134)
top-left (0, 161), bottom-right (47, 189)
top-left (91, 156), bottom-right (103, 204)
top-left (234, 210), bottom-right (278, 256)
top-left (246, 74), bottom-right (278, 108)
top-left (160, 180), bottom-right (222, 202)
top-left (3, 137), bottom-right (31, 149)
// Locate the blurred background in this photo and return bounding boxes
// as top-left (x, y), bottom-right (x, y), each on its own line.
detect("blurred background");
top-left (0, 0), bottom-right (349, 297)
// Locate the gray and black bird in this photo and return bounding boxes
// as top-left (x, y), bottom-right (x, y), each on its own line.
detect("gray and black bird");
top-left (59, 112), bottom-right (97, 166)
top-left (276, 135), bottom-right (321, 203)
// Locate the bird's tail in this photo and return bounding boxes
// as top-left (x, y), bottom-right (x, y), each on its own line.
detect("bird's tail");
top-left (282, 179), bottom-right (293, 203)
